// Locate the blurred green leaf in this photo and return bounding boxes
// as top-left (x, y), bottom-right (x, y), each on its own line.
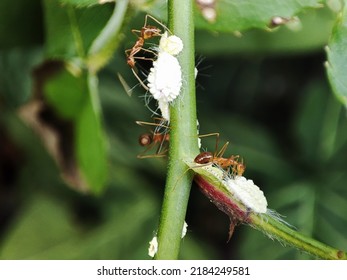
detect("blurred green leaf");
top-left (196, 7), bottom-right (335, 55)
top-left (0, 0), bottom-right (43, 49)
top-left (59, 0), bottom-right (103, 7)
top-left (194, 0), bottom-right (322, 32)
top-left (0, 48), bottom-right (43, 107)
top-left (326, 3), bottom-right (347, 106)
top-left (75, 74), bottom-right (108, 194)
top-left (0, 196), bottom-right (80, 259)
top-left (39, 63), bottom-right (108, 193)
top-left (44, 65), bottom-right (86, 119)
top-left (43, 0), bottom-right (113, 60)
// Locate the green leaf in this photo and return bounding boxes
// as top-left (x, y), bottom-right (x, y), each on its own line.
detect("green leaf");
top-left (59, 0), bottom-right (103, 7)
top-left (44, 64), bottom-right (86, 119)
top-left (0, 196), bottom-right (80, 259)
top-left (43, 0), bottom-right (113, 60)
top-left (326, 3), bottom-right (347, 106)
top-left (75, 74), bottom-right (108, 194)
top-left (0, 48), bottom-right (43, 107)
top-left (195, 0), bottom-right (322, 32)
top-left (41, 64), bottom-right (108, 193)
top-left (196, 7), bottom-right (334, 55)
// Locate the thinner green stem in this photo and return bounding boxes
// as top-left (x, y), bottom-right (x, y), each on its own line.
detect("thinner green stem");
top-left (87, 0), bottom-right (129, 73)
top-left (251, 213), bottom-right (347, 260)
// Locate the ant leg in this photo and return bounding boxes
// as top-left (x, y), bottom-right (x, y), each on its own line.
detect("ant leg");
top-left (117, 73), bottom-right (132, 97)
top-left (156, 136), bottom-right (169, 155)
top-left (198, 132), bottom-right (220, 139)
top-left (137, 139), bottom-right (168, 159)
top-left (198, 132), bottom-right (220, 151)
top-left (144, 14), bottom-right (172, 34)
top-left (217, 141), bottom-right (229, 158)
top-left (135, 120), bottom-right (170, 130)
top-left (137, 141), bottom-right (156, 159)
top-left (137, 134), bottom-right (168, 158)
top-left (131, 68), bottom-right (149, 90)
top-left (137, 153), bottom-right (167, 159)
top-left (131, 29), bottom-right (142, 37)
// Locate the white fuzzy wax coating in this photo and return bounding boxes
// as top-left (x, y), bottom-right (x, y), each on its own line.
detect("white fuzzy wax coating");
top-left (158, 99), bottom-right (170, 121)
top-left (224, 176), bottom-right (268, 213)
top-left (159, 32), bottom-right (183, 56)
top-left (148, 236), bottom-right (158, 257)
top-left (147, 52), bottom-right (182, 103)
top-left (181, 221), bottom-right (188, 238)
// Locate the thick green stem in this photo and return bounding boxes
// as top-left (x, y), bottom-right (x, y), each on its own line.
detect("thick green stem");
top-left (155, 0), bottom-right (199, 259)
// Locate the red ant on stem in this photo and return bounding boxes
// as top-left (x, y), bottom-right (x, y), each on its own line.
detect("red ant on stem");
top-left (125, 15), bottom-right (170, 89)
top-left (136, 118), bottom-right (170, 158)
top-left (194, 133), bottom-right (246, 176)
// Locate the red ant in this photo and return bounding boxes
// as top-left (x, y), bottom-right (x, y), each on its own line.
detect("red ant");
top-left (125, 26), bottom-right (161, 68)
top-left (194, 133), bottom-right (246, 176)
top-left (125, 15), bottom-right (169, 89)
top-left (136, 119), bottom-right (170, 158)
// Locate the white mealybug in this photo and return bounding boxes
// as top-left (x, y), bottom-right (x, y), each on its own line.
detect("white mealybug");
top-left (148, 236), bottom-right (158, 258)
top-left (148, 221), bottom-right (186, 258)
top-left (147, 51), bottom-right (182, 103)
top-left (224, 176), bottom-right (268, 214)
top-left (147, 32), bottom-right (183, 121)
top-left (181, 221), bottom-right (188, 238)
top-left (159, 32), bottom-right (183, 55)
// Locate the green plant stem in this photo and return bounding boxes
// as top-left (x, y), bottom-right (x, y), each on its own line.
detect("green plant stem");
top-left (251, 213), bottom-right (347, 260)
top-left (87, 0), bottom-right (129, 73)
top-left (155, 0), bottom-right (199, 259)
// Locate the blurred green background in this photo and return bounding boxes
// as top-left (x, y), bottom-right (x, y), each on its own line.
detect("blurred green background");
top-left (0, 0), bottom-right (347, 259)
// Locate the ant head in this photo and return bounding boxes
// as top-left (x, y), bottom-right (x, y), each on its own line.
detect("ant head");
top-left (194, 151), bottom-right (213, 164)
top-left (142, 26), bottom-right (162, 39)
top-left (236, 162), bottom-right (246, 176)
top-left (139, 133), bottom-right (153, 146)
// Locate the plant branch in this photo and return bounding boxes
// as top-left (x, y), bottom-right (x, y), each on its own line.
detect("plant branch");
top-left (87, 0), bottom-right (129, 73)
top-left (251, 213), bottom-right (347, 260)
top-left (155, 0), bottom-right (199, 259)
top-left (193, 168), bottom-right (347, 260)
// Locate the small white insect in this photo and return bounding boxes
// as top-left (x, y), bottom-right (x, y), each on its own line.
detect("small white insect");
top-left (224, 176), bottom-right (268, 214)
top-left (159, 32), bottom-right (183, 56)
top-left (148, 236), bottom-right (158, 258)
top-left (182, 221), bottom-right (188, 238)
top-left (147, 221), bottom-right (187, 258)
top-left (147, 51), bottom-right (182, 103)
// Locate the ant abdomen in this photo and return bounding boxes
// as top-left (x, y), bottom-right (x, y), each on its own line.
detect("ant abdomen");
top-left (139, 133), bottom-right (152, 146)
top-left (194, 151), bottom-right (214, 164)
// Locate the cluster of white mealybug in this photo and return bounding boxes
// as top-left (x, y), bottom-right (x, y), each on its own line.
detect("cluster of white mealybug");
top-left (198, 164), bottom-right (268, 214)
top-left (223, 176), bottom-right (268, 214)
top-left (147, 32), bottom-right (184, 121)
